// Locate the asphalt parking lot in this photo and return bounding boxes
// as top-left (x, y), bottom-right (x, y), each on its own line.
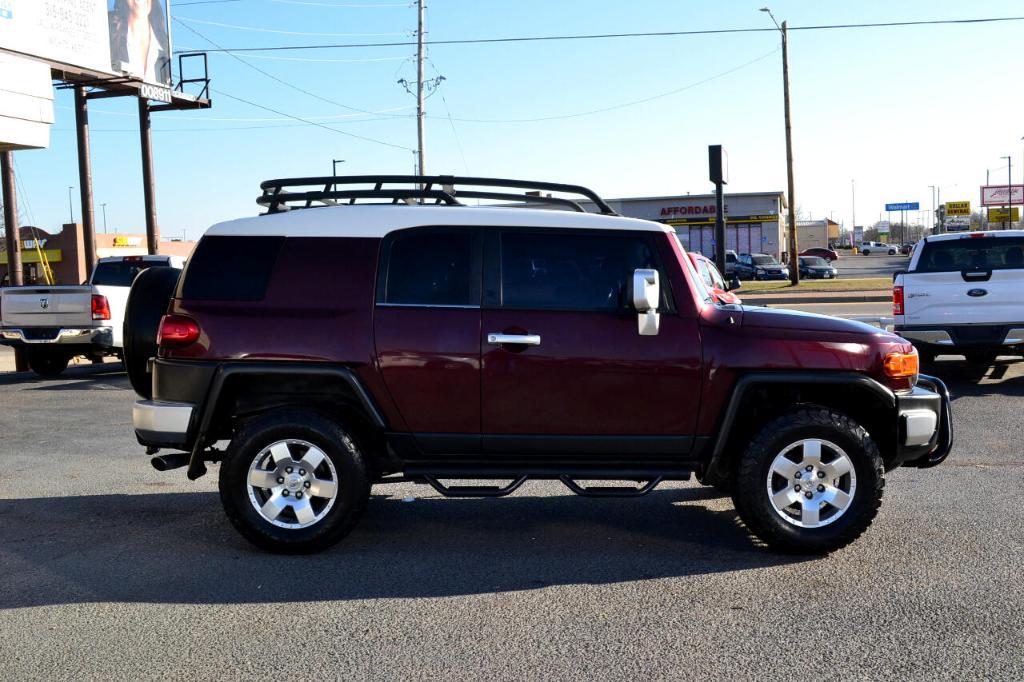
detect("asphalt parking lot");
top-left (1, 347), bottom-right (1023, 679)
top-left (833, 252), bottom-right (909, 278)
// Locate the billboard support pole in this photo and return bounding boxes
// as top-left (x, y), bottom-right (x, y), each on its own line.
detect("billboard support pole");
top-left (138, 98), bottom-right (159, 255)
top-left (74, 86), bottom-right (98, 280)
top-left (1, 152), bottom-right (29, 371)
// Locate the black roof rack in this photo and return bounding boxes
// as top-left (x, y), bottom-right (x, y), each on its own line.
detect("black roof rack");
top-left (256, 175), bottom-right (618, 216)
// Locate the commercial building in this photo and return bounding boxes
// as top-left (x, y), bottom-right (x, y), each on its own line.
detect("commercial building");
top-left (0, 223), bottom-right (196, 285)
top-left (597, 191), bottom-right (789, 259)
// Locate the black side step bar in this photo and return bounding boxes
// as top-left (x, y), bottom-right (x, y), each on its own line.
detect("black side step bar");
top-left (400, 468), bottom-right (691, 499)
top-left (422, 475), bottom-right (528, 498)
top-left (559, 475), bottom-right (663, 498)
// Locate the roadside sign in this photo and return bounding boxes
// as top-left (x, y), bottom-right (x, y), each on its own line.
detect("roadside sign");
top-left (981, 185), bottom-right (1024, 206)
top-left (946, 200), bottom-right (971, 216)
top-left (987, 207), bottom-right (1019, 222)
top-left (877, 220), bottom-right (890, 235)
top-left (885, 202), bottom-right (919, 211)
top-left (945, 216), bottom-right (971, 232)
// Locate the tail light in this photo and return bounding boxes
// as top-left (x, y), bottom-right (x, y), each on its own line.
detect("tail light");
top-left (157, 314), bottom-right (200, 347)
top-left (892, 285), bottom-right (904, 315)
top-left (91, 294), bottom-right (111, 321)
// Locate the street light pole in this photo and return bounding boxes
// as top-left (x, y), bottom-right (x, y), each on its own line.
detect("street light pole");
top-left (762, 8), bottom-right (798, 283)
top-left (332, 159), bottom-right (345, 178)
top-left (100, 203), bottom-right (107, 234)
top-left (1001, 155), bottom-right (1012, 229)
top-left (851, 179), bottom-right (856, 246)
top-left (68, 186), bottom-right (74, 223)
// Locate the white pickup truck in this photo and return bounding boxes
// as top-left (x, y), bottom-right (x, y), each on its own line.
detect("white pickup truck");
top-left (0, 255), bottom-right (184, 377)
top-left (893, 230), bottom-right (1024, 364)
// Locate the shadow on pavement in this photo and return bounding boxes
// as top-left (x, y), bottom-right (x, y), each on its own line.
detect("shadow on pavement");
top-left (0, 363), bottom-right (128, 389)
top-left (922, 357), bottom-right (1024, 400)
top-left (0, 487), bottom-right (803, 608)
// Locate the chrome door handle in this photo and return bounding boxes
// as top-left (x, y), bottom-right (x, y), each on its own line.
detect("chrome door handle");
top-left (487, 333), bottom-right (541, 346)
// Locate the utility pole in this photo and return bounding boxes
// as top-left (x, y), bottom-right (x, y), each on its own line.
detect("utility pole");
top-left (1001, 156), bottom-right (1012, 229)
top-left (1, 152), bottom-right (28, 370)
top-left (761, 8), bottom-right (798, 283)
top-left (101, 203), bottom-right (107, 233)
top-left (68, 186), bottom-right (74, 223)
top-left (416, 0), bottom-right (426, 178)
top-left (851, 179), bottom-right (856, 246)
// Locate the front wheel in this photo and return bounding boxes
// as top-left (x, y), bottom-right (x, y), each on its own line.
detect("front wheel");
top-left (25, 348), bottom-right (70, 378)
top-left (733, 406), bottom-right (884, 554)
top-left (219, 410), bottom-right (370, 554)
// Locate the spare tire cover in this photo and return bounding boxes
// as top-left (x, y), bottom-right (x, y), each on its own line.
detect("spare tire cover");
top-left (123, 266), bottom-right (181, 398)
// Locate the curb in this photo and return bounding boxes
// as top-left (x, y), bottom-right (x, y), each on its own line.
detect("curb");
top-left (741, 294), bottom-right (891, 305)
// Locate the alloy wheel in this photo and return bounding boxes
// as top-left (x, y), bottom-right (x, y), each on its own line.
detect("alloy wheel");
top-left (246, 439), bottom-right (339, 529)
top-left (765, 438), bottom-right (857, 529)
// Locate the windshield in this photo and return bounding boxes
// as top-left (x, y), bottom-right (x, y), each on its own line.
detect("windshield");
top-left (915, 236), bottom-right (1024, 272)
top-left (801, 257), bottom-right (827, 266)
top-left (752, 255), bottom-right (776, 265)
top-left (90, 260), bottom-right (161, 287)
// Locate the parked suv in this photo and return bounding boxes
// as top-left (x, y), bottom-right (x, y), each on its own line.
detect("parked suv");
top-left (128, 176), bottom-right (951, 555)
top-left (894, 230), bottom-right (1024, 364)
top-left (735, 253), bottom-right (789, 280)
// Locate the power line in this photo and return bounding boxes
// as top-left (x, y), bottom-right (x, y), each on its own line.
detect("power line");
top-left (174, 16), bottom-right (408, 37)
top-left (174, 15), bottom-right (1024, 53)
top-left (437, 47), bottom-right (779, 123)
top-left (213, 88), bottom-right (413, 149)
top-left (173, 19), bottom-right (409, 119)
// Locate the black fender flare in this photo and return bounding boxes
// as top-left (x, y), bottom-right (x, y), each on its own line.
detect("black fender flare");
top-left (186, 362), bottom-right (388, 480)
top-left (703, 371), bottom-right (896, 485)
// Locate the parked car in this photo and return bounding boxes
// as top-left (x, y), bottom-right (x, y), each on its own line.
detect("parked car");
top-left (735, 253), bottom-right (789, 280)
top-left (688, 252), bottom-right (741, 304)
top-left (799, 247), bottom-right (839, 262)
top-left (0, 254), bottom-right (184, 377)
top-left (900, 243), bottom-right (915, 255)
top-left (127, 175), bottom-right (951, 556)
top-left (798, 256), bottom-right (839, 279)
top-left (724, 249), bottom-right (738, 278)
top-left (860, 241), bottom-right (897, 256)
top-left (894, 230), bottom-right (1024, 365)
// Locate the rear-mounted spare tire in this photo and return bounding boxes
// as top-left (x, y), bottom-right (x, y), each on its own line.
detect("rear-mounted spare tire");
top-left (123, 266), bottom-right (181, 399)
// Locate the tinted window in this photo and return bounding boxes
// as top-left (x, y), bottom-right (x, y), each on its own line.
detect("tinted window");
top-left (384, 230), bottom-right (476, 305)
top-left (801, 257), bottom-right (827, 266)
top-left (915, 236), bottom-right (1024, 272)
top-left (752, 255), bottom-right (776, 265)
top-left (180, 235), bottom-right (284, 301)
top-left (500, 232), bottom-right (661, 310)
top-left (91, 260), bottom-right (166, 287)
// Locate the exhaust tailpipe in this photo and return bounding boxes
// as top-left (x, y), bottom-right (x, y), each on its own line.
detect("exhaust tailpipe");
top-left (151, 452), bottom-right (190, 472)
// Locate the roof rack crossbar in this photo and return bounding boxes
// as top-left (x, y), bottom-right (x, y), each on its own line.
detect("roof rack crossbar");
top-left (256, 175), bottom-right (618, 215)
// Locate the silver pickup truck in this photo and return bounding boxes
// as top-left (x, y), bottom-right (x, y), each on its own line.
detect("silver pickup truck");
top-left (0, 255), bottom-right (183, 377)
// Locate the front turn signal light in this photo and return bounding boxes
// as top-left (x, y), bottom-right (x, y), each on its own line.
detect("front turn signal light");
top-left (884, 351), bottom-right (919, 378)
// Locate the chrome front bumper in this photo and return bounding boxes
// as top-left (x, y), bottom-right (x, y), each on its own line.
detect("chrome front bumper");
top-left (133, 400), bottom-right (194, 449)
top-left (0, 326), bottom-right (114, 347)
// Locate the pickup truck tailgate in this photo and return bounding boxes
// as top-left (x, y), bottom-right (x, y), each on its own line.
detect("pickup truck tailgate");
top-left (0, 286), bottom-right (95, 328)
top-left (901, 269), bottom-right (1024, 325)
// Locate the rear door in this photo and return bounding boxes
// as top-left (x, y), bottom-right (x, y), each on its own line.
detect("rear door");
top-left (903, 234), bottom-right (1024, 325)
top-left (479, 227), bottom-right (701, 458)
top-left (373, 226), bottom-right (482, 454)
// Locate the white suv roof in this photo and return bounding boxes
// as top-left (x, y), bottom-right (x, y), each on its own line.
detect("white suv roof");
top-left (207, 204), bottom-right (672, 239)
top-left (923, 229), bottom-right (1024, 242)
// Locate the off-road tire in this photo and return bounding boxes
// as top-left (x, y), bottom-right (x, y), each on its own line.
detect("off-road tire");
top-left (219, 410), bottom-right (370, 554)
top-left (733, 406), bottom-right (884, 554)
top-left (25, 349), bottom-right (70, 378)
top-left (123, 266), bottom-right (181, 398)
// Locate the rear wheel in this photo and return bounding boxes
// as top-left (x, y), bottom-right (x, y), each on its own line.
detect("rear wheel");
top-left (123, 266), bottom-right (181, 398)
top-left (733, 406), bottom-right (884, 554)
top-left (219, 410), bottom-right (370, 554)
top-left (25, 348), bottom-right (70, 378)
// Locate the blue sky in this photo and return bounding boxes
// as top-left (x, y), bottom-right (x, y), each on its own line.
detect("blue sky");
top-left (10, 0), bottom-right (1024, 239)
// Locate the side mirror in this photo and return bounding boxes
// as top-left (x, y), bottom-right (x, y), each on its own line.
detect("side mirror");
top-left (632, 268), bottom-right (660, 336)
top-left (727, 277), bottom-right (741, 291)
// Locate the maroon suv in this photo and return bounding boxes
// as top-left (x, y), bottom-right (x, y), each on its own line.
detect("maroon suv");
top-left (127, 176), bottom-right (952, 555)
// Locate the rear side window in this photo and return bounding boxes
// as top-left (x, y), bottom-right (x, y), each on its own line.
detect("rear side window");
top-left (915, 236), bottom-right (1024, 272)
top-left (498, 231), bottom-right (665, 311)
top-left (380, 229), bottom-right (478, 306)
top-left (91, 260), bottom-right (164, 286)
top-left (180, 235), bottom-right (284, 301)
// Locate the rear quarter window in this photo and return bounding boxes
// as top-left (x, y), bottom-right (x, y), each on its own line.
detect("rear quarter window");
top-left (179, 235), bottom-right (284, 301)
top-left (915, 236), bottom-right (1024, 272)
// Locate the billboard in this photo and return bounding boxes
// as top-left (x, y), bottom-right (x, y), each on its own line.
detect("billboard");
top-left (988, 207), bottom-right (1020, 222)
top-left (0, 0), bottom-right (171, 85)
top-left (107, 1), bottom-right (172, 86)
top-left (945, 200), bottom-right (970, 216)
top-left (885, 202), bottom-right (919, 211)
top-left (981, 185), bottom-right (1024, 207)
